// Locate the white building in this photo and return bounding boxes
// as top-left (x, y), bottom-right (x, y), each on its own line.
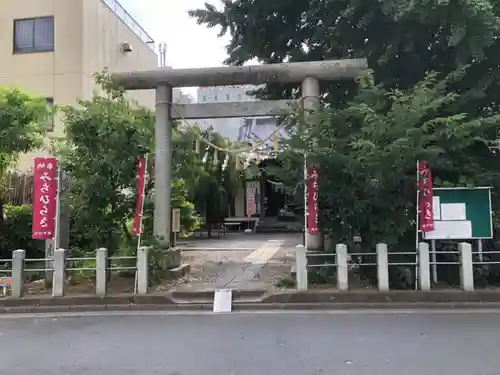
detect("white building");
top-left (173, 88), bottom-right (194, 104)
top-left (196, 85), bottom-right (285, 150)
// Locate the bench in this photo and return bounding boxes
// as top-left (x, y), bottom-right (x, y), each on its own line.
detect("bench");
top-left (223, 221), bottom-right (242, 231)
top-left (224, 217), bottom-right (259, 232)
top-left (193, 223), bottom-right (227, 238)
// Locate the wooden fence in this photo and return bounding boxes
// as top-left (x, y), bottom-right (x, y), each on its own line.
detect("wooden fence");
top-left (4, 172), bottom-right (34, 205)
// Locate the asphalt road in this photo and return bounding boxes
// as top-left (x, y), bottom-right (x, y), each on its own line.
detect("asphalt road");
top-left (1, 310), bottom-right (500, 375)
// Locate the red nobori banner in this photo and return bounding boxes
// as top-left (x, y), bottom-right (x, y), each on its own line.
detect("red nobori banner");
top-left (307, 165), bottom-right (319, 235)
top-left (247, 198), bottom-right (254, 217)
top-left (32, 157), bottom-right (58, 240)
top-left (418, 160), bottom-right (434, 232)
top-left (132, 157), bottom-right (147, 236)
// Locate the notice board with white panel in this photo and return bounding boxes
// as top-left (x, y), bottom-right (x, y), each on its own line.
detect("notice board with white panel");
top-left (423, 187), bottom-right (493, 240)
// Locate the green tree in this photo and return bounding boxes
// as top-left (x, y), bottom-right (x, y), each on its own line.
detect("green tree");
top-left (60, 72), bottom-right (207, 252)
top-left (60, 72), bottom-right (154, 254)
top-left (183, 127), bottom-right (243, 236)
top-left (0, 87), bottom-right (49, 254)
top-left (273, 72), bottom-right (500, 286)
top-left (190, 0), bottom-right (500, 287)
top-left (190, 0), bottom-right (500, 113)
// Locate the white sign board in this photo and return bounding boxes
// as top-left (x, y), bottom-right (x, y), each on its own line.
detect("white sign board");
top-left (440, 203), bottom-right (466, 221)
top-left (423, 187), bottom-right (492, 240)
top-left (172, 208), bottom-right (181, 233)
top-left (425, 220), bottom-right (472, 239)
top-left (213, 289), bottom-right (232, 313)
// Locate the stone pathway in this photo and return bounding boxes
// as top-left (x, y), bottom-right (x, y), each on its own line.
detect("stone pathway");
top-left (163, 233), bottom-right (300, 292)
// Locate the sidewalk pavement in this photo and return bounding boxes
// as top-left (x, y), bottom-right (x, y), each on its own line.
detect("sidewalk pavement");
top-left (165, 233), bottom-right (299, 293)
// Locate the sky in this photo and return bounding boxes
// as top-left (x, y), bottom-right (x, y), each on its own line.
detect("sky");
top-left (119, 0), bottom-right (231, 96)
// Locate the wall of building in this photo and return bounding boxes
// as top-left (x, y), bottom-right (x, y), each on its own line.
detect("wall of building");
top-left (0, 0), bottom-right (85, 139)
top-left (173, 88), bottom-right (194, 104)
top-left (0, 0), bottom-right (158, 171)
top-left (0, 0), bottom-right (86, 170)
top-left (80, 0), bottom-right (157, 108)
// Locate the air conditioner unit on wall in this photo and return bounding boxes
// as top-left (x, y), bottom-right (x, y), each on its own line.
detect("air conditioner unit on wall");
top-left (121, 42), bottom-right (133, 53)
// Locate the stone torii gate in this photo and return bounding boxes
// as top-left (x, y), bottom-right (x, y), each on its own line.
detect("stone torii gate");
top-left (113, 59), bottom-right (367, 249)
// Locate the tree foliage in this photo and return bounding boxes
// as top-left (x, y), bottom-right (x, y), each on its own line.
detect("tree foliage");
top-left (60, 71), bottom-right (242, 251)
top-left (190, 0), bottom-right (500, 113)
top-left (60, 72), bottom-right (155, 253)
top-left (1, 204), bottom-right (44, 259)
top-left (190, 0), bottom-right (500, 287)
top-left (0, 87), bottom-right (49, 238)
top-left (0, 88), bottom-right (49, 165)
top-left (274, 72), bottom-right (500, 285)
top-left (174, 125), bottom-right (243, 232)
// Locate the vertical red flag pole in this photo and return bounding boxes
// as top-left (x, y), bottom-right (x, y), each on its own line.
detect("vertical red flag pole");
top-left (132, 155), bottom-right (147, 295)
top-left (303, 157), bottom-right (308, 249)
top-left (53, 161), bottom-right (61, 251)
top-left (138, 156), bottom-right (148, 251)
top-left (32, 157), bottom-right (60, 285)
top-left (132, 155), bottom-right (148, 249)
top-left (415, 161), bottom-right (420, 252)
top-left (416, 160), bottom-right (435, 288)
top-left (415, 160), bottom-right (420, 289)
top-left (32, 157), bottom-right (58, 240)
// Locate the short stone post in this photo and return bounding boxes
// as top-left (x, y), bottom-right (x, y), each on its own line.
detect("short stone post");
top-left (458, 242), bottom-right (474, 291)
top-left (324, 233), bottom-right (334, 252)
top-left (295, 244), bottom-right (308, 291)
top-left (336, 244), bottom-right (348, 291)
top-left (137, 246), bottom-right (149, 295)
top-left (376, 243), bottom-right (389, 291)
top-left (418, 242), bottom-right (431, 291)
top-left (95, 248), bottom-right (108, 297)
top-left (52, 248), bottom-right (66, 297)
top-left (11, 249), bottom-right (25, 298)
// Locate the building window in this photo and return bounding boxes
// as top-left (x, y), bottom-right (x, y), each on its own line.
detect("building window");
top-left (202, 96), bottom-right (207, 102)
top-left (237, 94), bottom-right (242, 100)
top-left (44, 98), bottom-right (54, 131)
top-left (13, 16), bottom-right (54, 53)
top-left (214, 95), bottom-right (218, 101)
top-left (226, 94), bottom-right (230, 100)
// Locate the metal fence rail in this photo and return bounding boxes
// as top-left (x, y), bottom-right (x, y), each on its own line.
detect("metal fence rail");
top-left (296, 242), bottom-right (485, 292)
top-left (0, 247), bottom-right (150, 299)
top-left (101, 0), bottom-right (155, 49)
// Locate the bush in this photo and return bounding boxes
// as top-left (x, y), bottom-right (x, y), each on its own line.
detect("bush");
top-left (140, 199), bottom-right (201, 239)
top-left (0, 204), bottom-right (44, 259)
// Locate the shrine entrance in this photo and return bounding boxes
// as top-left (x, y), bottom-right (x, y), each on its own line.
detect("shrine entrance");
top-left (259, 158), bottom-right (287, 218)
top-left (113, 59), bottom-right (367, 250)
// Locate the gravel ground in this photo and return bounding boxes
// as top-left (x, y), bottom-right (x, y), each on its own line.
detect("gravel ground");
top-left (161, 234), bottom-right (300, 292)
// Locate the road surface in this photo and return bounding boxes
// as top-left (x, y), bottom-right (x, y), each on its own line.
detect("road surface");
top-left (1, 310), bottom-right (499, 374)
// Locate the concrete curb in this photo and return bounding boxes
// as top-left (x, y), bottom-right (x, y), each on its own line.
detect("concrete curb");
top-left (3, 302), bottom-right (500, 314)
top-left (171, 288), bottom-right (267, 301)
top-left (0, 294), bottom-right (176, 308)
top-left (2, 290), bottom-right (500, 314)
top-left (262, 290), bottom-right (500, 303)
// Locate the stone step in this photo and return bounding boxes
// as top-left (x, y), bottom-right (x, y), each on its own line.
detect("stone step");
top-left (256, 227), bottom-right (303, 233)
top-left (170, 288), bottom-right (268, 303)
